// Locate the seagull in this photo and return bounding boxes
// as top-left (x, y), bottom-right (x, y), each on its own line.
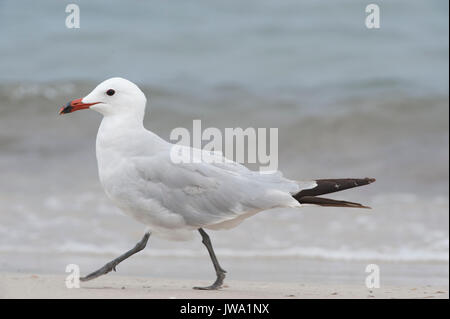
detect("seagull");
top-left (59, 77), bottom-right (375, 290)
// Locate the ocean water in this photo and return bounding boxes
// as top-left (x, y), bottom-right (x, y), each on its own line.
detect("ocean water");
top-left (0, 1), bottom-right (448, 285)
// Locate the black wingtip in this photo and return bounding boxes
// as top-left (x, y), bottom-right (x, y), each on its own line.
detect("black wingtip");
top-left (297, 196), bottom-right (372, 209)
top-left (295, 177), bottom-right (376, 199)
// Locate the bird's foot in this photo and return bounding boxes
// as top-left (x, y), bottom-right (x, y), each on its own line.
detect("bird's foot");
top-left (193, 284), bottom-right (222, 290)
top-left (193, 272), bottom-right (226, 290)
top-left (80, 260), bottom-right (119, 282)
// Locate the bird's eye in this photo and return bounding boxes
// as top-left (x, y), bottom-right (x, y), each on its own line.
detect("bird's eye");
top-left (106, 89), bottom-right (115, 96)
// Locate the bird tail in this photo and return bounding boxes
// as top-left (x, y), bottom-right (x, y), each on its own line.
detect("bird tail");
top-left (293, 178), bottom-right (375, 209)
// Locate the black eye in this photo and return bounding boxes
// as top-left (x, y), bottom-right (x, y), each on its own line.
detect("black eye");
top-left (106, 89), bottom-right (115, 96)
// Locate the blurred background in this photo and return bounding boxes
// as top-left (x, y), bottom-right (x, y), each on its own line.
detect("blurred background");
top-left (0, 0), bottom-right (448, 286)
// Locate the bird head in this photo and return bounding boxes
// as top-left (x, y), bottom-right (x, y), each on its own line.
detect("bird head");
top-left (59, 77), bottom-right (147, 117)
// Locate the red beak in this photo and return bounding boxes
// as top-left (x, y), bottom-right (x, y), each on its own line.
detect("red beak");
top-left (59, 98), bottom-right (99, 115)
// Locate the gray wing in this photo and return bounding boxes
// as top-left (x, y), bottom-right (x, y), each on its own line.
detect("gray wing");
top-left (130, 147), bottom-right (313, 227)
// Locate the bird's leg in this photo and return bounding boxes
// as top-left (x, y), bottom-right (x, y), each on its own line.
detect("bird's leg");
top-left (194, 228), bottom-right (227, 290)
top-left (80, 232), bottom-right (151, 282)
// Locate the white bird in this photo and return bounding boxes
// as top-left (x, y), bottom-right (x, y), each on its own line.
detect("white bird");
top-left (59, 77), bottom-right (375, 290)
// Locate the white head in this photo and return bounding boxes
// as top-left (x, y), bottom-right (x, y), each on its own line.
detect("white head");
top-left (59, 77), bottom-right (147, 119)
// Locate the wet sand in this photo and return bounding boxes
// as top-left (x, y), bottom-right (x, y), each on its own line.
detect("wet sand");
top-left (1, 272), bottom-right (448, 299)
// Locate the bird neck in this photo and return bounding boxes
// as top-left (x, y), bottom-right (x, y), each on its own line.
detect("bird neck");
top-left (96, 112), bottom-right (146, 152)
top-left (100, 111), bottom-right (145, 131)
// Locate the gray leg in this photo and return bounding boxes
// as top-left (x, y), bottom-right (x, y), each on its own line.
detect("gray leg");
top-left (194, 228), bottom-right (227, 290)
top-left (80, 232), bottom-right (151, 282)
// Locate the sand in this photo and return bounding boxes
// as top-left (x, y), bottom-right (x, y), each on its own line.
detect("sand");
top-left (0, 273), bottom-right (448, 299)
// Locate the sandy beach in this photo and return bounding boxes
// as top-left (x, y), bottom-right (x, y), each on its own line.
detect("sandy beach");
top-left (0, 272), bottom-right (448, 299)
